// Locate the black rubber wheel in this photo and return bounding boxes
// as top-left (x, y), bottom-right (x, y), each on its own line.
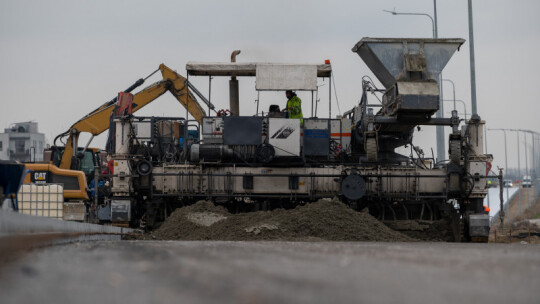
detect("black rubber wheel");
top-left (136, 160), bottom-right (153, 176)
top-left (256, 144), bottom-right (275, 164)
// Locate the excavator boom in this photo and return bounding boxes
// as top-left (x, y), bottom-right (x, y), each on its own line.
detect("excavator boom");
top-left (159, 64), bottom-right (206, 123)
top-left (59, 64), bottom-right (206, 170)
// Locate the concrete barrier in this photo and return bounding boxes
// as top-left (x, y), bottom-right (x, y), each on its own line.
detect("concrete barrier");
top-left (0, 210), bottom-right (134, 236)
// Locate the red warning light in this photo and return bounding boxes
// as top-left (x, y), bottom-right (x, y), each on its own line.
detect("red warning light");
top-left (325, 59), bottom-right (331, 64)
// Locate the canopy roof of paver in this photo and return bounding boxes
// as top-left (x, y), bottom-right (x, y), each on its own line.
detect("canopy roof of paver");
top-left (186, 62), bottom-right (332, 77)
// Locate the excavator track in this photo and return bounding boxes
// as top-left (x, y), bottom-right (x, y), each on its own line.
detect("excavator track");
top-left (449, 139), bottom-right (461, 165)
top-left (366, 137), bottom-right (377, 162)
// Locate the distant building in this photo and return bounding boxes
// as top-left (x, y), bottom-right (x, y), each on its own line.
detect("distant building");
top-left (0, 122), bottom-right (45, 162)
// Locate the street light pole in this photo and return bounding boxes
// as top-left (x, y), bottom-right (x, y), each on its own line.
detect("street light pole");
top-left (532, 133), bottom-right (538, 179)
top-left (536, 133), bottom-right (539, 179)
top-left (531, 133), bottom-right (536, 178)
top-left (518, 129), bottom-right (538, 208)
top-left (507, 129), bottom-right (522, 216)
top-left (524, 131), bottom-right (529, 208)
top-left (507, 129), bottom-right (540, 178)
top-left (432, 0), bottom-right (444, 164)
top-left (442, 99), bottom-right (467, 121)
top-left (382, 10), bottom-right (436, 37)
top-left (485, 125), bottom-right (489, 208)
top-left (514, 130), bottom-right (521, 178)
top-left (433, 0), bottom-right (439, 37)
top-left (531, 133), bottom-right (538, 180)
top-left (517, 130), bottom-right (522, 215)
top-left (489, 128), bottom-right (540, 215)
top-left (533, 134), bottom-right (536, 178)
top-left (383, 1), bottom-right (445, 163)
top-left (533, 133), bottom-right (540, 178)
top-left (503, 130), bottom-right (509, 218)
top-left (533, 134), bottom-right (537, 178)
top-left (489, 128), bottom-right (510, 218)
top-left (442, 79), bottom-right (456, 111)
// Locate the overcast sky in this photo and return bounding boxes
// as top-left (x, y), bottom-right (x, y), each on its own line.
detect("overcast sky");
top-left (1, 0), bottom-right (539, 172)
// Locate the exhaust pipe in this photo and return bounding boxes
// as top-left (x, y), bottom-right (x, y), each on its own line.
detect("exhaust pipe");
top-left (229, 50), bottom-right (241, 116)
top-left (231, 50), bottom-right (241, 63)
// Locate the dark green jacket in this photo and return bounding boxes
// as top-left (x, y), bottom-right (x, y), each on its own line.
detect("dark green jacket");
top-left (286, 96), bottom-right (303, 119)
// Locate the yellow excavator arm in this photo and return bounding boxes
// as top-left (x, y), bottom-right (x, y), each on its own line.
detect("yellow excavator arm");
top-left (59, 64), bottom-right (207, 170)
top-left (159, 64), bottom-right (207, 123)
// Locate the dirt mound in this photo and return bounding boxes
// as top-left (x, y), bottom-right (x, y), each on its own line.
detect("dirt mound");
top-left (138, 199), bottom-right (414, 242)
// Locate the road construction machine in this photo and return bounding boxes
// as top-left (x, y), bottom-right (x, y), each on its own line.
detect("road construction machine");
top-left (23, 64), bottom-right (211, 220)
top-left (103, 38), bottom-right (493, 242)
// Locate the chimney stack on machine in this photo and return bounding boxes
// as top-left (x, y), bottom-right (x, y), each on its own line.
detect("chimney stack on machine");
top-left (229, 50), bottom-right (241, 116)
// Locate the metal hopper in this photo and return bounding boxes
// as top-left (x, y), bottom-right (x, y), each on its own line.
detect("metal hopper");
top-left (352, 38), bottom-right (465, 89)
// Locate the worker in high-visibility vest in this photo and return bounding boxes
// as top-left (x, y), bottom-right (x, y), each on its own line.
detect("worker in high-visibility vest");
top-left (283, 90), bottom-right (303, 121)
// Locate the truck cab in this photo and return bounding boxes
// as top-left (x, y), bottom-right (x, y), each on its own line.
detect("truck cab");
top-left (522, 176), bottom-right (532, 188)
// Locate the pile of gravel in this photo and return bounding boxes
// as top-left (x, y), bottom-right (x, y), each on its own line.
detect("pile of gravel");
top-left (139, 199), bottom-right (414, 242)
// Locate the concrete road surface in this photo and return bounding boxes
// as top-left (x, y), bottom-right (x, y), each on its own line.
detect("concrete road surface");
top-left (0, 241), bottom-right (538, 304)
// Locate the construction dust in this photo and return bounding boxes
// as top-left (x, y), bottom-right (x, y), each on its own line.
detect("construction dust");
top-left (136, 199), bottom-right (415, 242)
